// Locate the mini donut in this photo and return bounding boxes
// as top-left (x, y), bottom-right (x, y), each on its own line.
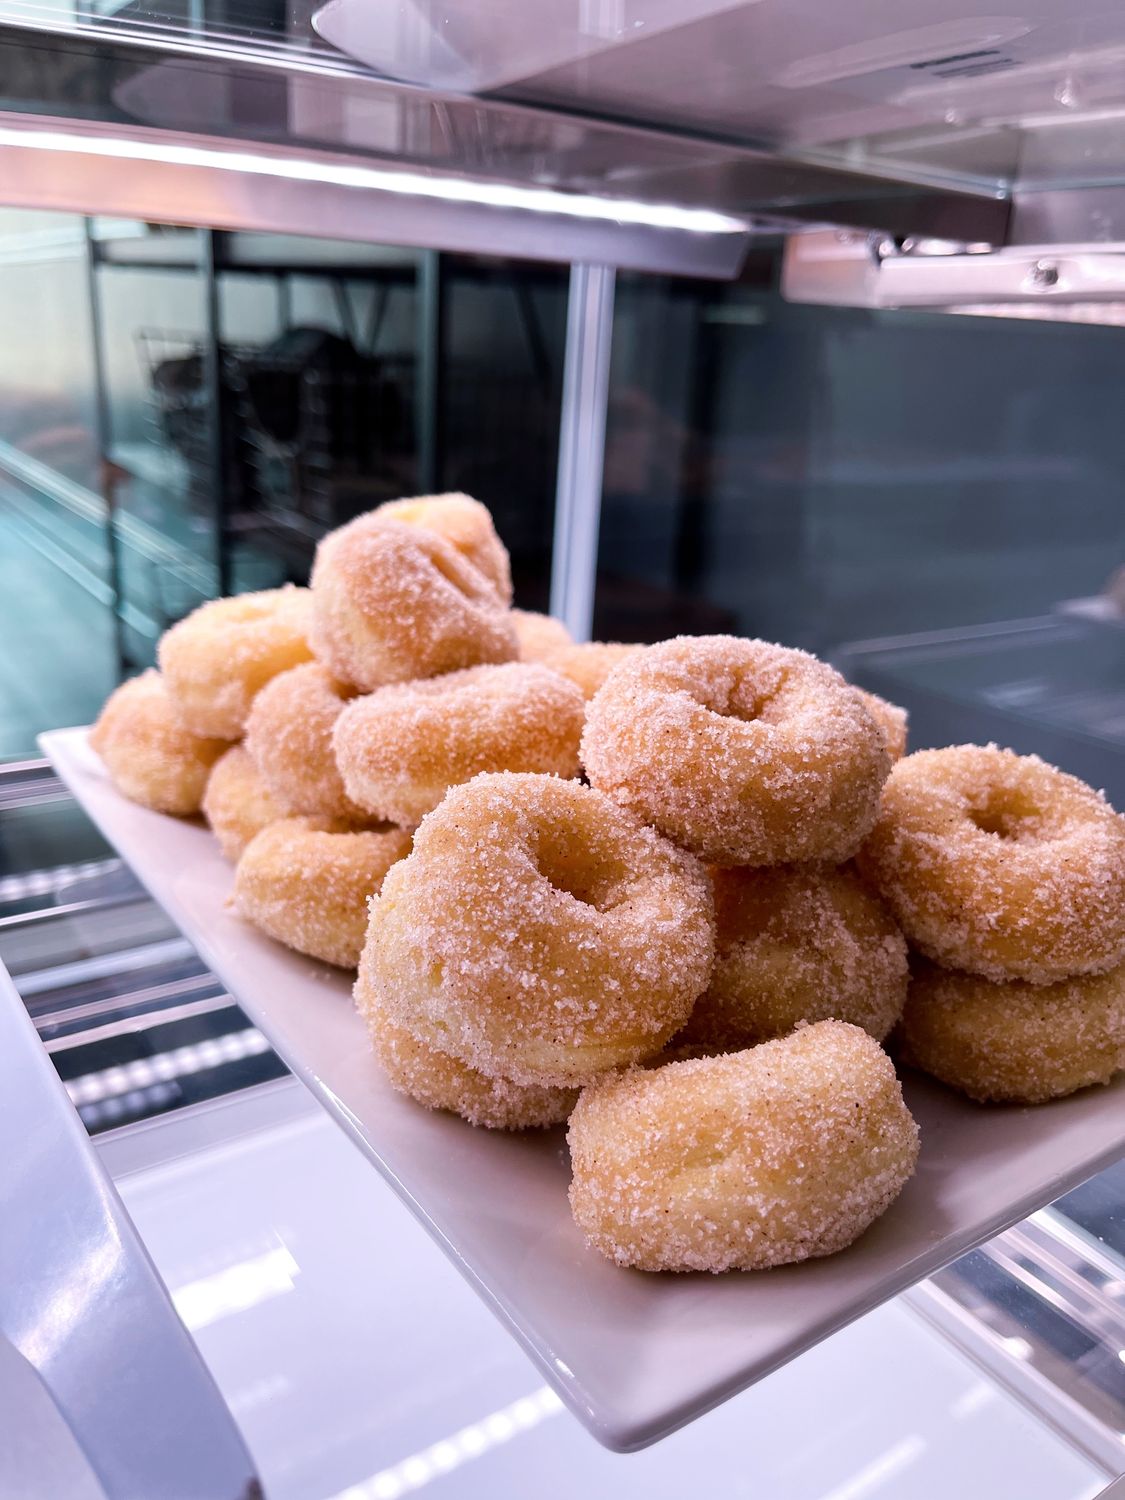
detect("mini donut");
top-left (90, 671), bottom-right (226, 815)
top-left (359, 772), bottom-right (715, 1086)
top-left (680, 864), bottom-right (908, 1049)
top-left (896, 959), bottom-right (1125, 1104)
top-left (235, 817), bottom-right (411, 968)
top-left (310, 516), bottom-right (517, 690)
top-left (856, 689), bottom-right (908, 762)
top-left (582, 636), bottom-right (891, 866)
top-left (245, 662), bottom-right (365, 819)
top-left (202, 744), bottom-right (284, 861)
top-left (512, 609), bottom-right (572, 662)
top-left (545, 641), bottom-right (642, 701)
top-left (333, 663), bottom-right (585, 827)
top-left (859, 745), bottom-right (1125, 983)
top-left (376, 493), bottom-right (512, 604)
top-left (568, 1020), bottom-right (919, 1272)
top-left (158, 586), bottom-right (314, 739)
top-left (358, 979), bottom-right (578, 1129)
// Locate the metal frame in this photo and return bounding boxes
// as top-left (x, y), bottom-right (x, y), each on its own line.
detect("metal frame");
top-left (549, 263), bottom-right (615, 641)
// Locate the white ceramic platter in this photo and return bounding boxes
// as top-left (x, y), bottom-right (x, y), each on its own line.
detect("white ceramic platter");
top-left (43, 727), bottom-right (1125, 1452)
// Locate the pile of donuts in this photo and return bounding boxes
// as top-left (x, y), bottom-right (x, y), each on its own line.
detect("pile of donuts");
top-left (89, 493), bottom-right (1125, 1276)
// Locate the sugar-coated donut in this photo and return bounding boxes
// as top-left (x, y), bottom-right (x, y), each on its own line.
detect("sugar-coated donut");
top-left (512, 609), bottom-right (572, 662)
top-left (90, 671), bottom-right (226, 815)
top-left (856, 689), bottom-right (908, 762)
top-left (310, 516), bottom-right (517, 690)
top-left (376, 493), bottom-right (512, 604)
top-left (360, 772), bottom-right (715, 1086)
top-left (202, 744), bottom-right (284, 861)
top-left (236, 817), bottom-right (411, 968)
top-left (859, 745), bottom-right (1125, 983)
top-left (158, 586), bottom-right (314, 739)
top-left (681, 864), bottom-right (907, 1049)
top-left (359, 979), bottom-right (578, 1129)
top-left (333, 663), bottom-right (584, 827)
top-left (582, 636), bottom-right (891, 866)
top-left (897, 959), bottom-right (1125, 1104)
top-left (245, 662), bottom-right (364, 819)
top-left (545, 641), bottom-right (642, 701)
top-left (568, 1020), bottom-right (919, 1272)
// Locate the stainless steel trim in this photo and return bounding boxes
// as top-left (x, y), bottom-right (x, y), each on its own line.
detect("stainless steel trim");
top-left (0, 958), bottom-right (259, 1499)
top-left (549, 262), bottom-right (614, 641)
top-left (0, 112), bottom-right (749, 281)
top-left (40, 992), bottom-right (238, 1054)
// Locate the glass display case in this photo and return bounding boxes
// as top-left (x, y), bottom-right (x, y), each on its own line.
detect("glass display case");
top-left (1, 1), bottom-right (1123, 1494)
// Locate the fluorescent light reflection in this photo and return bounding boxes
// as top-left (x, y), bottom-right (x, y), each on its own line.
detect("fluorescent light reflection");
top-left (66, 1025), bottom-right (271, 1106)
top-left (0, 125), bottom-right (747, 236)
top-left (172, 1245), bottom-right (299, 1332)
top-left (331, 1386), bottom-right (564, 1500)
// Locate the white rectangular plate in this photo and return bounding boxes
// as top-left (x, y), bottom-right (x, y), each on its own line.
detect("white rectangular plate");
top-left (43, 726), bottom-right (1125, 1451)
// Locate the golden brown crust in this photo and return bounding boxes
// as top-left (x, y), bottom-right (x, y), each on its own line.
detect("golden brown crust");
top-left (895, 959), bottom-right (1125, 1103)
top-left (582, 635), bottom-right (891, 866)
top-left (309, 516), bottom-right (517, 690)
top-left (376, 493), bottom-right (512, 604)
top-left (158, 587), bottom-right (314, 739)
top-left (333, 662), bottom-right (584, 826)
top-left (245, 662), bottom-right (365, 819)
top-left (235, 817), bottom-right (411, 968)
top-left (359, 980), bottom-right (578, 1129)
top-left (512, 609), bottom-right (573, 662)
top-left (568, 1021), bottom-right (919, 1272)
top-left (859, 745), bottom-right (1125, 983)
top-left (359, 771), bottom-right (715, 1087)
top-left (90, 670), bottom-right (227, 815)
top-left (681, 864), bottom-right (907, 1049)
top-left (202, 744), bottom-right (284, 861)
top-left (855, 689), bottom-right (908, 762)
top-left (544, 641), bottom-right (642, 701)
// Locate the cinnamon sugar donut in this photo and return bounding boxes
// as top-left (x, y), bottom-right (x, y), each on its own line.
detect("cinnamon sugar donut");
top-left (568, 1020), bottom-right (919, 1272)
top-left (235, 817), bottom-right (411, 968)
top-left (512, 609), bottom-right (572, 662)
top-left (158, 586), bottom-right (314, 739)
top-left (90, 671), bottom-right (226, 815)
top-left (582, 636), bottom-right (891, 866)
top-left (680, 864), bottom-right (907, 1049)
top-left (202, 744), bottom-right (284, 861)
top-left (897, 958), bottom-right (1125, 1104)
top-left (310, 516), bottom-right (517, 690)
top-left (376, 493), bottom-right (512, 604)
top-left (359, 981), bottom-right (578, 1129)
top-left (545, 641), bottom-right (642, 702)
top-left (856, 689), bottom-right (908, 762)
top-left (245, 662), bottom-right (364, 819)
top-left (859, 745), bottom-right (1125, 983)
top-left (360, 772), bottom-right (715, 1086)
top-left (333, 663), bottom-right (584, 827)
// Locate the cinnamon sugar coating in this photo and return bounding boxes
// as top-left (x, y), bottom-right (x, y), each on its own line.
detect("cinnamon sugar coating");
top-left (235, 816), bottom-right (411, 968)
top-left (376, 493), bottom-right (513, 604)
top-left (245, 662), bottom-right (365, 819)
top-left (582, 636), bottom-right (891, 866)
top-left (568, 1020), bottom-right (919, 1272)
top-left (896, 958), bottom-right (1125, 1104)
top-left (158, 586), bottom-right (314, 739)
top-left (90, 670), bottom-right (227, 815)
top-left (544, 642), bottom-right (642, 702)
top-left (681, 864), bottom-right (907, 1049)
top-left (856, 689), bottom-right (908, 762)
top-left (361, 772), bottom-right (715, 1087)
top-left (333, 662), bottom-right (584, 827)
top-left (512, 609), bottom-right (573, 662)
top-left (859, 745), bottom-right (1125, 983)
top-left (310, 515), bottom-right (516, 690)
top-left (203, 744), bottom-right (284, 861)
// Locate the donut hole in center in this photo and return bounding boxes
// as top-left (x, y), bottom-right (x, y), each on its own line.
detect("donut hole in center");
top-left (967, 786), bottom-right (1044, 843)
top-left (694, 670), bottom-right (786, 727)
top-left (533, 825), bottom-right (632, 911)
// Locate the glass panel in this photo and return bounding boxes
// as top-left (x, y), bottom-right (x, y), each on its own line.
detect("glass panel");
top-left (595, 251), bottom-right (1125, 794)
top-left (0, 210), bottom-right (565, 756)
